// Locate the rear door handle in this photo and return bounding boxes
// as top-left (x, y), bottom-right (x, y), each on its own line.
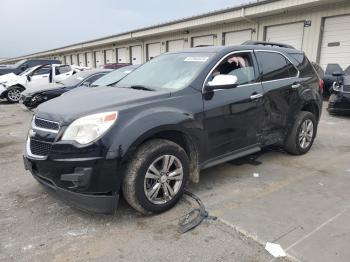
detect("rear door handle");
top-left (292, 83), bottom-right (301, 89)
top-left (250, 93), bottom-right (263, 100)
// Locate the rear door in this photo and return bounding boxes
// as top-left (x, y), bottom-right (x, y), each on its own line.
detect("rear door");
top-left (203, 51), bottom-right (264, 160)
top-left (255, 51), bottom-right (300, 137)
top-left (53, 65), bottom-right (74, 82)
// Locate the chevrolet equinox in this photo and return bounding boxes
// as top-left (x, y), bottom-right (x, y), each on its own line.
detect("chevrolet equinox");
top-left (23, 41), bottom-right (323, 214)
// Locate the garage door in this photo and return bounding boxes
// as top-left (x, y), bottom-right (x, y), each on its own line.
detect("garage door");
top-left (65, 55), bottom-right (71, 65)
top-left (86, 52), bottom-right (93, 68)
top-left (105, 49), bottom-right (115, 64)
top-left (72, 54), bottom-right (78, 66)
top-left (192, 35), bottom-right (214, 47)
top-left (319, 15), bottom-right (350, 70)
top-left (117, 48), bottom-right (128, 63)
top-left (94, 51), bottom-right (104, 68)
top-left (131, 45), bottom-right (142, 64)
top-left (167, 39), bottom-right (185, 52)
top-left (265, 23), bottom-right (304, 49)
top-left (147, 43), bottom-right (161, 61)
top-left (224, 30), bottom-right (252, 46)
top-left (78, 53), bottom-right (86, 67)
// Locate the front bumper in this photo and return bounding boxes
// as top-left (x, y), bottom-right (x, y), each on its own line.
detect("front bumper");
top-left (0, 84), bottom-right (7, 97)
top-left (328, 93), bottom-right (350, 114)
top-left (23, 140), bottom-right (123, 214)
top-left (19, 94), bottom-right (40, 109)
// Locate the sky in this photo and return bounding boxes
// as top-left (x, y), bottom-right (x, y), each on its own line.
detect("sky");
top-left (0, 0), bottom-right (254, 58)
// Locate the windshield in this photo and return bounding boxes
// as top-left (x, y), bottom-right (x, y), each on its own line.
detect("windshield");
top-left (12, 59), bottom-right (26, 68)
top-left (19, 66), bottom-right (36, 76)
top-left (115, 53), bottom-right (213, 90)
top-left (92, 66), bottom-right (138, 86)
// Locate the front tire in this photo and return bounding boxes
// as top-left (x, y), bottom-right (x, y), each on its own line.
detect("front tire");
top-left (6, 86), bottom-right (23, 103)
top-left (284, 111), bottom-right (317, 155)
top-left (122, 139), bottom-right (189, 215)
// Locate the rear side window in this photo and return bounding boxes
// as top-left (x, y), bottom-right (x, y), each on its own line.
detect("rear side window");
top-left (256, 52), bottom-right (298, 81)
top-left (56, 65), bottom-right (71, 75)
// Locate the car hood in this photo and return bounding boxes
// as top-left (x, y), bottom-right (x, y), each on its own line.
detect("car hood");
top-left (36, 86), bottom-right (171, 124)
top-left (22, 82), bottom-right (63, 96)
top-left (0, 73), bottom-right (19, 84)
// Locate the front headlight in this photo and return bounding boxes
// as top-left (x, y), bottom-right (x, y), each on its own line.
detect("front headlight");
top-left (61, 111), bottom-right (118, 144)
top-left (332, 82), bottom-right (342, 92)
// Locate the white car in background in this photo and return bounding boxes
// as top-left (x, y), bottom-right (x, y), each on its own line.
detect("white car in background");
top-left (0, 64), bottom-right (76, 103)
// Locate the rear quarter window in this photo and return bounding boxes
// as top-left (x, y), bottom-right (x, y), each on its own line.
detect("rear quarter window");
top-left (289, 53), bottom-right (318, 78)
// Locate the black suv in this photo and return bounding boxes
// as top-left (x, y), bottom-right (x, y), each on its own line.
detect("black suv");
top-left (23, 42), bottom-right (323, 214)
top-left (0, 59), bottom-right (61, 76)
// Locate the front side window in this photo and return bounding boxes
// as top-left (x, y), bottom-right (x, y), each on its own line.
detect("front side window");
top-left (116, 52), bottom-right (214, 90)
top-left (256, 52), bottom-right (298, 81)
top-left (32, 65), bottom-right (51, 76)
top-left (208, 52), bottom-right (256, 86)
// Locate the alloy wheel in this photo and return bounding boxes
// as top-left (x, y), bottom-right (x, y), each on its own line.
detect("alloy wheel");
top-left (144, 155), bottom-right (183, 205)
top-left (299, 119), bottom-right (314, 149)
top-left (8, 89), bottom-right (22, 102)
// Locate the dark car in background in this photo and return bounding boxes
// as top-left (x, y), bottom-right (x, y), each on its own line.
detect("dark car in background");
top-left (0, 59), bottom-right (61, 76)
top-left (328, 73), bottom-right (350, 115)
top-left (66, 64), bottom-right (140, 95)
top-left (323, 63), bottom-right (344, 97)
top-left (20, 69), bottom-right (111, 109)
top-left (23, 43), bottom-right (322, 214)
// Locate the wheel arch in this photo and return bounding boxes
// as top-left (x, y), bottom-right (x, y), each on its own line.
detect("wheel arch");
top-left (301, 101), bottom-right (321, 121)
top-left (122, 127), bottom-right (200, 183)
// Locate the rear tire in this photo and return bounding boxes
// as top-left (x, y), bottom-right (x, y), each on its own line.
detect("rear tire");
top-left (284, 111), bottom-right (317, 155)
top-left (122, 139), bottom-right (189, 215)
top-left (6, 86), bottom-right (24, 103)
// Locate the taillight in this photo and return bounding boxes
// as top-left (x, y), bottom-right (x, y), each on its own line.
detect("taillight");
top-left (319, 79), bottom-right (324, 93)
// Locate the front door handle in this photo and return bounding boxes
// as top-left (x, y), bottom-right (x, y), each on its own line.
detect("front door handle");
top-left (292, 83), bottom-right (301, 89)
top-left (250, 93), bottom-right (263, 100)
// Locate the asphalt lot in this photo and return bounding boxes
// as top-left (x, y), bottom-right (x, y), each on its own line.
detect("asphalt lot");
top-left (0, 100), bottom-right (349, 262)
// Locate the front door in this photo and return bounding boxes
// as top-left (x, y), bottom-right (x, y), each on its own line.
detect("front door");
top-left (203, 51), bottom-right (264, 160)
top-left (27, 65), bottom-right (51, 87)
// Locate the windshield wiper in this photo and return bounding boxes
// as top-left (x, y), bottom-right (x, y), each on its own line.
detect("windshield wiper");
top-left (128, 85), bottom-right (155, 91)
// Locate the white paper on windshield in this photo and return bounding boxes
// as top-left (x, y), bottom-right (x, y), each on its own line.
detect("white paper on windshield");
top-left (184, 57), bottom-right (209, 62)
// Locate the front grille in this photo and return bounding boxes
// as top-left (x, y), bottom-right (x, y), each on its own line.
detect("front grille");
top-left (30, 139), bottom-right (52, 156)
top-left (343, 85), bottom-right (350, 93)
top-left (34, 117), bottom-right (59, 131)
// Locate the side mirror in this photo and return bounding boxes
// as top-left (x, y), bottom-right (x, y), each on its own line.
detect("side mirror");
top-left (332, 71), bottom-right (344, 77)
top-left (206, 75), bottom-right (238, 91)
top-left (26, 75), bottom-right (31, 82)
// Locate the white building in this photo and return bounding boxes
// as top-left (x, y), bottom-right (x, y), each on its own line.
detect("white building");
top-left (2, 0), bottom-right (350, 70)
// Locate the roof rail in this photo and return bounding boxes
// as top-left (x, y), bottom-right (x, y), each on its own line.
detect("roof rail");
top-left (242, 40), bottom-right (295, 49)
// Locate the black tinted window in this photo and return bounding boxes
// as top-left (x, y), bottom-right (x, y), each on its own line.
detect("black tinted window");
top-left (55, 65), bottom-right (71, 75)
top-left (256, 52), bottom-right (297, 81)
top-left (325, 64), bottom-right (343, 75)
